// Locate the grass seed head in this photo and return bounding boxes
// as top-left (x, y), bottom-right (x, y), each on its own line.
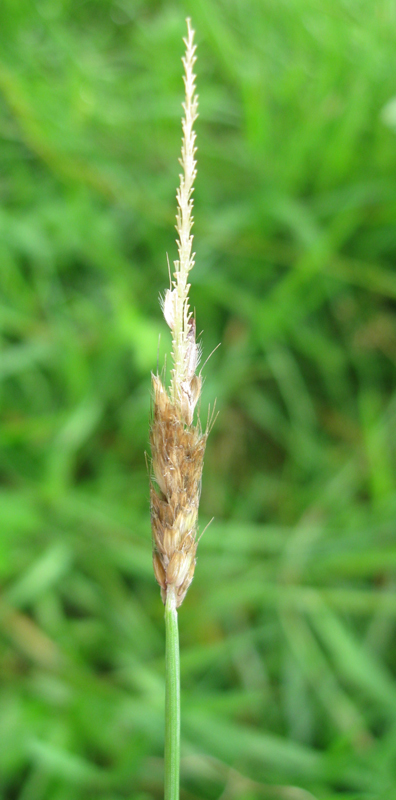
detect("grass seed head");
top-left (150, 20), bottom-right (208, 608)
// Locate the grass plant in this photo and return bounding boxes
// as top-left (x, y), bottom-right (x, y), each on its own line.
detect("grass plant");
top-left (1, 2), bottom-right (396, 798)
top-left (149, 21), bottom-right (207, 797)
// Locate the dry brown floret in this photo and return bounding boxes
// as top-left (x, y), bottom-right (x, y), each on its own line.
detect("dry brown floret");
top-left (150, 374), bottom-right (207, 607)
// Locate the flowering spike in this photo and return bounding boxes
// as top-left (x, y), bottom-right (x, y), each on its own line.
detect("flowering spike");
top-left (149, 20), bottom-right (207, 608)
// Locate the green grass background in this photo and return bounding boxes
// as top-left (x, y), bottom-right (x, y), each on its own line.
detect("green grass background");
top-left (1, 0), bottom-right (396, 797)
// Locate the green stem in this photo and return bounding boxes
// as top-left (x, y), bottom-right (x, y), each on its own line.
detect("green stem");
top-left (165, 587), bottom-right (180, 800)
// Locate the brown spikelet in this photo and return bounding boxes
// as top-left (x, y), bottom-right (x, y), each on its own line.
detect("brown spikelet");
top-left (150, 374), bottom-right (207, 607)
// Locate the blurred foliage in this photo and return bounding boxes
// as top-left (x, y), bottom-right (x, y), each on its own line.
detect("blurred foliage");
top-left (1, 0), bottom-right (396, 798)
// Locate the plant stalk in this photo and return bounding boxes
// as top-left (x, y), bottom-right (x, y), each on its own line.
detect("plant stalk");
top-left (164, 587), bottom-right (180, 800)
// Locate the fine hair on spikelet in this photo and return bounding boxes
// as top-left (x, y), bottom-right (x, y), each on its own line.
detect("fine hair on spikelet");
top-left (149, 20), bottom-right (207, 609)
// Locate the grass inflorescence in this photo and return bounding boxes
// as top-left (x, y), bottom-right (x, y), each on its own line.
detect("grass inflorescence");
top-left (150, 20), bottom-right (207, 610)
